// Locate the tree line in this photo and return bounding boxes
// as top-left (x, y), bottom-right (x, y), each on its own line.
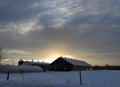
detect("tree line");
top-left (92, 65), bottom-right (120, 70)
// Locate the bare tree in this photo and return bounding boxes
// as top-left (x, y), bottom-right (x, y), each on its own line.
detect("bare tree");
top-left (0, 47), bottom-right (7, 64)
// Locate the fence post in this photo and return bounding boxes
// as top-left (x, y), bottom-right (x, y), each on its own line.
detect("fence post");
top-left (79, 71), bottom-right (83, 85)
top-left (22, 70), bottom-right (25, 81)
top-left (7, 71), bottom-right (10, 80)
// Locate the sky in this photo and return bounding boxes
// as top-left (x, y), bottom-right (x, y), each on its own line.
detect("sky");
top-left (0, 0), bottom-right (120, 65)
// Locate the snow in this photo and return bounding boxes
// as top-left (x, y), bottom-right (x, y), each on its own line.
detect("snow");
top-left (0, 70), bottom-right (120, 87)
top-left (23, 61), bottom-right (49, 65)
top-left (16, 65), bottom-right (43, 72)
top-left (62, 58), bottom-right (91, 66)
top-left (0, 65), bottom-right (43, 73)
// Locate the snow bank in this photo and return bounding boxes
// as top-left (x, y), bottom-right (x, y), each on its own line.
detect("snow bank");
top-left (0, 70), bottom-right (120, 87)
top-left (16, 65), bottom-right (43, 72)
top-left (0, 65), bottom-right (43, 73)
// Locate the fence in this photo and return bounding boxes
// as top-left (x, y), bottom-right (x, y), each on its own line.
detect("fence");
top-left (0, 71), bottom-right (83, 86)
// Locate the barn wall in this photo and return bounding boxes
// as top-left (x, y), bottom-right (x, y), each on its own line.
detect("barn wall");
top-left (49, 58), bottom-right (73, 71)
top-left (72, 65), bottom-right (91, 71)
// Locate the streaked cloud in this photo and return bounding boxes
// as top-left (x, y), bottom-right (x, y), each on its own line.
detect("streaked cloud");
top-left (9, 50), bottom-right (28, 54)
top-left (0, 0), bottom-right (120, 65)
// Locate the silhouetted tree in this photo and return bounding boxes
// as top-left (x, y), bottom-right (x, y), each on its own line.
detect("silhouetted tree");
top-left (18, 59), bottom-right (24, 65)
top-left (0, 47), bottom-right (7, 64)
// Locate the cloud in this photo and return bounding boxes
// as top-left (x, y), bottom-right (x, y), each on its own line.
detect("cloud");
top-left (0, 0), bottom-right (45, 24)
top-left (9, 50), bottom-right (28, 54)
top-left (0, 0), bottom-right (120, 65)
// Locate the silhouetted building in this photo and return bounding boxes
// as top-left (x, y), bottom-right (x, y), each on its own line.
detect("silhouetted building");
top-left (18, 60), bottom-right (49, 71)
top-left (49, 57), bottom-right (92, 71)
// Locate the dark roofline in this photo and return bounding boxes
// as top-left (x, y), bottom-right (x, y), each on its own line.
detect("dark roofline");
top-left (23, 61), bottom-right (49, 65)
top-left (51, 57), bottom-right (92, 66)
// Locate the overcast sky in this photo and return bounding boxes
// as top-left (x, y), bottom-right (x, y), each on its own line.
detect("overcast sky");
top-left (0, 0), bottom-right (120, 65)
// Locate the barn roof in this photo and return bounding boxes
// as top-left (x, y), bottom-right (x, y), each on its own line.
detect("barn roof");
top-left (23, 61), bottom-right (49, 65)
top-left (60, 57), bottom-right (91, 66)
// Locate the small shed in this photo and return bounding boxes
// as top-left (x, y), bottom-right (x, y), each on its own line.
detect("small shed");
top-left (18, 61), bottom-right (49, 71)
top-left (49, 57), bottom-right (92, 71)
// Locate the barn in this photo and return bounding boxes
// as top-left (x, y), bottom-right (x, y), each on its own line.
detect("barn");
top-left (49, 57), bottom-right (92, 71)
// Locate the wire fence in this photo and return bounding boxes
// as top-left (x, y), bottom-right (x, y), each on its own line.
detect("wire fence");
top-left (0, 71), bottom-right (82, 86)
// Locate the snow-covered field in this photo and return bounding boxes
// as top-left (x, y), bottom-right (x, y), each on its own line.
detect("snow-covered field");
top-left (0, 70), bottom-right (120, 87)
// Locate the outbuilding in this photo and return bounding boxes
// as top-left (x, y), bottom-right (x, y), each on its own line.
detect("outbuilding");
top-left (18, 60), bottom-right (49, 71)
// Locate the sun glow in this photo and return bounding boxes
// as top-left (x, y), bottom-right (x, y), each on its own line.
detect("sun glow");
top-left (62, 55), bottom-right (73, 58)
top-left (42, 54), bottom-right (73, 63)
top-left (44, 55), bottom-right (73, 63)
top-left (47, 55), bottom-right (61, 62)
